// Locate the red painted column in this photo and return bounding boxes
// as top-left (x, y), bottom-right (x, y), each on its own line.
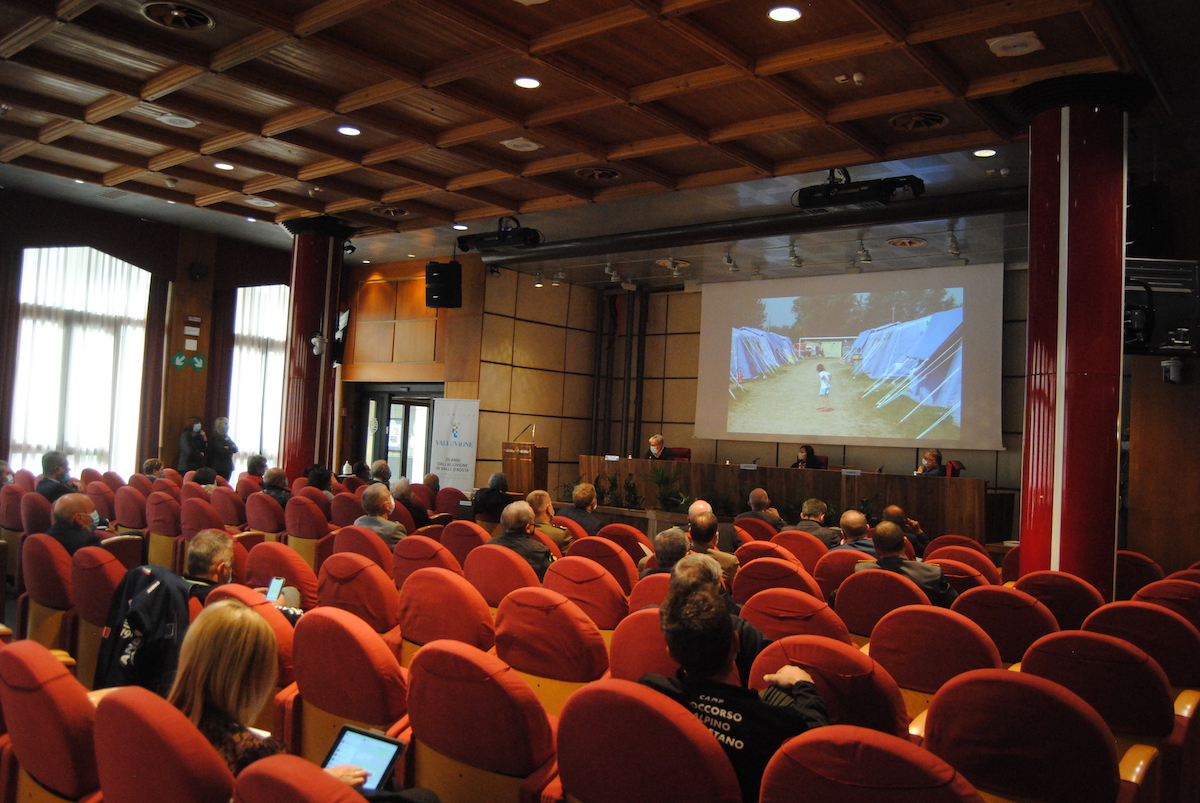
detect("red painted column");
top-left (1013, 75), bottom-right (1149, 598)
top-left (279, 216), bottom-right (356, 479)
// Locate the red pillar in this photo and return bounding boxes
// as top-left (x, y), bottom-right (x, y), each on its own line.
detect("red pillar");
top-left (1013, 75), bottom-right (1149, 598)
top-left (279, 216), bottom-right (356, 479)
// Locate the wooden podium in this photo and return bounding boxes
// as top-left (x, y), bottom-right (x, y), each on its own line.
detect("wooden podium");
top-left (502, 441), bottom-right (548, 494)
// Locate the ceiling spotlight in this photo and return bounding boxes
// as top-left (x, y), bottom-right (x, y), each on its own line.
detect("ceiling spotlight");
top-left (610, 271), bottom-right (620, 283)
top-left (164, 177), bottom-right (179, 188)
top-left (857, 238), bottom-right (872, 265)
top-left (725, 251), bottom-right (739, 272)
top-left (514, 77), bottom-right (541, 89)
top-left (552, 270), bottom-right (564, 287)
top-left (452, 224), bottom-right (469, 231)
top-left (362, 260), bottom-right (371, 264)
top-left (788, 243), bottom-right (803, 268)
top-left (845, 262), bottom-right (862, 275)
top-left (74, 179), bottom-right (85, 184)
top-left (534, 271), bottom-right (544, 288)
top-left (947, 231), bottom-right (961, 258)
top-left (604, 263), bottom-right (615, 275)
top-left (337, 125), bottom-right (361, 136)
top-left (214, 162), bottom-right (235, 170)
top-left (751, 266), bottom-right (765, 280)
top-left (407, 254), bottom-right (416, 258)
top-left (489, 266), bottom-right (502, 278)
top-left (768, 6), bottom-right (801, 21)
top-left (245, 217), bottom-right (256, 222)
top-left (973, 148), bottom-right (997, 158)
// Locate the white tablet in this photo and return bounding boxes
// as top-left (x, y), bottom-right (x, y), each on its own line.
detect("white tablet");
top-left (320, 725), bottom-right (406, 793)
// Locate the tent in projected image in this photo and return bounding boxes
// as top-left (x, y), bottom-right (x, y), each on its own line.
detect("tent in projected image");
top-left (843, 307), bottom-right (964, 425)
top-left (730, 327), bottom-right (799, 392)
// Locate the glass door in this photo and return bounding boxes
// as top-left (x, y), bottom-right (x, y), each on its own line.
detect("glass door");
top-left (359, 384), bottom-right (441, 482)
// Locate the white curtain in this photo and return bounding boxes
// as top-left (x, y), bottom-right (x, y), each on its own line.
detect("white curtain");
top-left (10, 246), bottom-right (151, 475)
top-left (228, 284), bottom-right (289, 475)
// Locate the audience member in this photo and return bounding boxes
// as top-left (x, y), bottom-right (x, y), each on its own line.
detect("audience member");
top-left (688, 499), bottom-right (739, 554)
top-left (47, 493), bottom-right (103, 555)
top-left (671, 554), bottom-right (768, 684)
top-left (916, 448), bottom-right (945, 477)
top-left (179, 417), bottom-right (207, 473)
top-left (526, 489), bottom-right (572, 551)
top-left (352, 461), bottom-right (371, 481)
top-left (473, 472), bottom-right (511, 520)
top-left (245, 455), bottom-right (267, 480)
top-left (306, 466), bottom-right (335, 500)
top-left (0, 460), bottom-right (10, 485)
top-left (423, 473), bottom-right (441, 498)
top-left (735, 488), bottom-right (786, 532)
top-left (370, 460), bottom-right (392, 485)
top-left (181, 529), bottom-right (235, 605)
top-left (880, 504), bottom-right (929, 556)
top-left (555, 482), bottom-right (603, 537)
top-left (142, 458), bottom-right (165, 479)
top-left (688, 510), bottom-right (738, 588)
top-left (855, 521), bottom-right (958, 607)
top-left (783, 498), bottom-right (841, 548)
top-left (208, 417), bottom-right (238, 480)
top-left (644, 434), bottom-right (675, 461)
top-left (356, 483), bottom-right (406, 549)
top-left (37, 450), bottom-right (80, 503)
top-left (641, 526), bottom-right (690, 578)
top-left (485, 501), bottom-right (553, 580)
top-left (392, 478), bottom-right (432, 529)
top-left (193, 467), bottom-right (217, 491)
top-left (828, 509), bottom-right (876, 556)
top-left (641, 585), bottom-right (828, 802)
top-left (261, 468), bottom-right (292, 508)
top-left (789, 445), bottom-right (817, 469)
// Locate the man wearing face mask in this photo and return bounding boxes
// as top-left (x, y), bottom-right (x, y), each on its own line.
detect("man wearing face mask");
top-left (48, 494), bottom-right (104, 555)
top-left (0, 460), bottom-right (13, 486)
top-left (207, 417), bottom-right (238, 480)
top-left (181, 529), bottom-right (235, 605)
top-left (37, 450), bottom-right (82, 503)
top-left (179, 417), bottom-right (208, 473)
top-left (644, 434), bottom-right (675, 461)
top-left (915, 449), bottom-right (946, 477)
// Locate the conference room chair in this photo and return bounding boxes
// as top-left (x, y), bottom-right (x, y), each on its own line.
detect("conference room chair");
top-left (84, 481), bottom-right (116, 523)
top-left (924, 545), bottom-right (1000, 584)
top-left (494, 587), bottom-right (609, 715)
top-left (868, 605), bottom-right (1002, 719)
top-left (179, 482), bottom-right (212, 506)
top-left (835, 570), bottom-right (930, 643)
top-left (528, 528), bottom-right (562, 559)
top-left (161, 468), bottom-right (183, 486)
top-left (0, 482), bottom-right (25, 581)
top-left (283, 496), bottom-right (338, 572)
top-left (740, 587), bottom-right (854, 644)
top-left (236, 754), bottom-right (363, 803)
top-left (182, 470), bottom-right (197, 484)
top-left (18, 533), bottom-right (75, 651)
top-left (607, 607), bottom-right (680, 682)
top-left (950, 584), bottom-right (1060, 665)
top-left (78, 468), bottom-right (102, 487)
top-left (289, 476), bottom-right (307, 495)
top-left (388, 500), bottom-right (418, 533)
top-left (463, 544), bottom-right (541, 609)
top-left (1116, 550), bottom-right (1166, 601)
top-left (1083, 600), bottom-right (1200, 689)
top-left (944, 460), bottom-right (965, 478)
top-left (96, 685), bottom-right (234, 803)
top-left (405, 639), bottom-right (558, 803)
top-left (1014, 569), bottom-right (1107, 630)
top-left (749, 635), bottom-right (912, 738)
top-left (733, 555), bottom-right (823, 605)
top-left (145, 490), bottom-right (182, 570)
top-left (318, 552), bottom-right (403, 657)
top-left (1001, 543), bottom-right (1022, 583)
top-left (760, 725), bottom-right (987, 803)
top-left (922, 534), bottom-right (988, 557)
top-left (245, 492), bottom-right (287, 542)
top-left (341, 475), bottom-right (366, 493)
top-left (71, 545), bottom-right (126, 689)
top-left (552, 678), bottom-right (741, 803)
top-left (733, 525), bottom-right (754, 546)
top-left (294, 486), bottom-right (332, 520)
top-left (332, 524), bottom-right (394, 574)
top-left (210, 485), bottom-right (247, 529)
top-left (328, 477), bottom-right (344, 495)
top-left (329, 492), bottom-right (361, 527)
top-left (543, 556), bottom-right (629, 633)
top-left (440, 520), bottom-right (491, 568)
top-left (246, 541), bottom-right (319, 611)
top-left (0, 640), bottom-right (100, 803)
top-left (813, 549), bottom-right (871, 601)
top-left (127, 473), bottom-right (154, 497)
top-left (596, 523), bottom-right (654, 564)
top-left (396, 567), bottom-right (495, 667)
top-left (392, 535), bottom-right (462, 589)
top-left (921, 669), bottom-right (1159, 803)
top-left (1021, 630), bottom-right (1197, 803)
top-left (112, 485), bottom-right (148, 535)
top-left (732, 516), bottom-right (778, 542)
top-left (16, 491), bottom-right (54, 595)
top-left (925, 558), bottom-right (989, 595)
top-left (1132, 579), bottom-right (1200, 631)
top-left (436, 487), bottom-right (468, 516)
top-left (409, 483), bottom-right (435, 510)
top-left (13, 468), bottom-right (35, 492)
top-left (151, 477), bottom-right (180, 501)
top-left (734, 540), bottom-right (800, 566)
top-left (276, 607), bottom-right (410, 764)
top-left (771, 530), bottom-right (828, 573)
top-left (413, 523), bottom-right (444, 541)
top-left (98, 471), bottom-right (123, 493)
top-left (552, 515), bottom-right (589, 543)
top-left (566, 535), bottom-right (638, 594)
top-left (1166, 569), bottom-right (1200, 584)
top-left (234, 475), bottom-right (260, 500)
top-left (628, 572), bottom-right (671, 611)
top-left (180, 497), bottom-right (239, 541)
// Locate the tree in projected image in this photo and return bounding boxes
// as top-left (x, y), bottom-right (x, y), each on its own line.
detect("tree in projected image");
top-left (787, 289), bottom-right (959, 342)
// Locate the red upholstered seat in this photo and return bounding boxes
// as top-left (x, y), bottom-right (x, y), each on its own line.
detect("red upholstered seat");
top-left (628, 572), bottom-right (671, 611)
top-left (397, 567), bottom-right (495, 666)
top-left (179, 482), bottom-right (210, 505)
top-left (79, 468), bottom-right (102, 486)
top-left (296, 486), bottom-right (332, 520)
top-left (72, 546), bottom-right (128, 689)
top-left (413, 523), bottom-right (444, 540)
top-left (732, 556), bottom-right (823, 605)
top-left (772, 530), bottom-right (828, 573)
top-left (1116, 550), bottom-right (1165, 601)
top-left (440, 520), bottom-right (491, 568)
top-left (162, 468), bottom-right (183, 486)
top-left (19, 533), bottom-right (75, 649)
top-left (922, 535), bottom-right (988, 557)
top-left (152, 477), bottom-right (180, 500)
top-left (543, 555), bottom-right (629, 629)
top-left (330, 492), bottom-right (362, 527)
top-left (1083, 601), bottom-right (1200, 690)
top-left (1166, 569), bottom-right (1200, 584)
top-left (181, 497), bottom-right (235, 540)
top-left (924, 669), bottom-right (1152, 803)
top-left (497, 586), bottom-right (607, 680)
top-left (284, 496), bottom-right (337, 571)
top-left (318, 552), bottom-right (401, 635)
top-left (85, 481), bottom-right (116, 522)
top-left (926, 558), bottom-right (988, 595)
top-left (554, 678), bottom-right (741, 803)
top-left (387, 499), bottom-right (417, 534)
top-left (206, 584), bottom-right (296, 688)
top-left (950, 584), bottom-right (1059, 664)
top-left (210, 486), bottom-right (247, 528)
top-left (245, 492), bottom-right (286, 537)
top-left (924, 546), bottom-right (999, 584)
top-left (529, 528), bottom-right (563, 559)
top-left (761, 724), bottom-right (986, 802)
top-left (409, 483), bottom-right (435, 510)
top-left (566, 536), bottom-right (638, 594)
top-left (235, 476), bottom-right (261, 500)
top-left (0, 483), bottom-right (26, 581)
top-left (835, 569), bottom-right (930, 639)
top-left (750, 635), bottom-right (911, 738)
top-left (735, 540), bottom-right (799, 566)
top-left (741, 587), bottom-right (853, 644)
top-left (406, 639), bottom-right (558, 802)
top-left (607, 607), bottom-right (679, 681)
top-left (145, 490), bottom-right (182, 570)
top-left (0, 639), bottom-right (99, 801)
top-left (813, 549), bottom-right (871, 601)
top-left (1133, 579), bottom-right (1200, 631)
top-left (276, 607), bottom-right (409, 763)
top-left (596, 523), bottom-right (654, 564)
top-left (246, 541), bottom-right (319, 610)
top-left (733, 516), bottom-right (778, 542)
top-left (733, 525), bottom-right (754, 546)
top-left (113, 485), bottom-right (148, 531)
top-left (95, 685), bottom-right (234, 803)
top-left (463, 543), bottom-right (541, 607)
top-left (552, 516), bottom-right (589, 544)
top-left (435, 487), bottom-right (468, 516)
top-left (19, 491), bottom-right (51, 536)
top-left (392, 535), bottom-right (462, 588)
top-left (1001, 542), bottom-right (1022, 582)
top-left (235, 754), bottom-right (362, 803)
top-left (333, 524), bottom-right (394, 574)
top-left (127, 473), bottom-right (155, 497)
top-left (1015, 570), bottom-right (1107, 630)
top-left (340, 476), bottom-right (366, 494)
top-left (290, 477), bottom-right (307, 494)
top-left (13, 469), bottom-right (35, 492)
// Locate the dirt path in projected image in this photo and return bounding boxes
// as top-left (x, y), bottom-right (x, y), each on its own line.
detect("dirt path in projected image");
top-left (727, 360), bottom-right (960, 440)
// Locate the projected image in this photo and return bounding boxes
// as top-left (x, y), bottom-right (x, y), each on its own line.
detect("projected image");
top-left (728, 289), bottom-right (964, 439)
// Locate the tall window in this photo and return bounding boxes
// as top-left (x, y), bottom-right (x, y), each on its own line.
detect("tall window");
top-left (9, 246), bottom-right (151, 474)
top-left (228, 284), bottom-right (289, 475)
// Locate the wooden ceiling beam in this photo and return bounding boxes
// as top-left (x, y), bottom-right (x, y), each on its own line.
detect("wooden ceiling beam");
top-left (756, 32), bottom-right (898, 76)
top-left (148, 148), bottom-right (202, 171)
top-left (827, 122), bottom-right (885, 160)
top-left (209, 30), bottom-right (292, 73)
top-left (0, 141), bottom-right (46, 162)
top-left (141, 66), bottom-right (207, 102)
top-left (103, 165), bottom-right (148, 186)
top-left (0, 16), bottom-right (61, 59)
top-left (10, 49), bottom-right (142, 98)
top-left (262, 108), bottom-right (334, 137)
top-left (41, 135), bottom-right (150, 168)
top-left (962, 97), bottom-right (1018, 140)
top-left (842, 0), bottom-right (907, 43)
top-left (1079, 2), bottom-right (1139, 74)
top-left (55, 0), bottom-right (102, 21)
top-left (630, 65), bottom-right (744, 104)
top-left (906, 0), bottom-right (1089, 44)
top-left (158, 165), bottom-right (245, 193)
top-left (406, 0), bottom-right (529, 51)
top-left (436, 120), bottom-right (513, 149)
top-left (292, 0), bottom-right (396, 38)
top-left (967, 56), bottom-right (1117, 98)
top-left (258, 189), bottom-right (326, 214)
top-left (69, 9), bottom-right (209, 68)
top-left (659, 0), bottom-right (740, 16)
top-left (530, 6), bottom-right (652, 53)
top-left (0, 119), bottom-right (41, 141)
top-left (826, 86), bottom-right (954, 123)
top-left (0, 85), bottom-right (86, 121)
top-left (38, 118), bottom-right (84, 143)
top-left (525, 96), bottom-right (622, 127)
top-left (184, 0), bottom-right (292, 32)
top-left (305, 34), bottom-right (423, 85)
top-left (708, 112), bottom-right (817, 143)
top-left (423, 48), bottom-right (514, 87)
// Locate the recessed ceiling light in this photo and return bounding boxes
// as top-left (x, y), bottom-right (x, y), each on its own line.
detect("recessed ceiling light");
top-left (768, 6), bottom-right (801, 21)
top-left (246, 217), bottom-right (256, 222)
top-left (245, 197), bottom-right (276, 207)
top-left (362, 260), bottom-right (371, 264)
top-left (337, 126), bottom-right (361, 136)
top-left (157, 112), bottom-right (198, 129)
top-left (514, 77), bottom-right (541, 89)
top-left (166, 200), bottom-right (175, 204)
top-left (501, 137), bottom-right (541, 152)
top-left (973, 148), bottom-right (997, 158)
top-left (214, 162), bottom-right (235, 170)
top-left (453, 224), bottom-right (469, 230)
top-left (407, 254), bottom-right (416, 258)
top-left (74, 179), bottom-right (84, 184)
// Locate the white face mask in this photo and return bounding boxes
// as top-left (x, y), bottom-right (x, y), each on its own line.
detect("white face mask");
top-left (193, 423), bottom-right (202, 432)
top-left (924, 459), bottom-right (934, 468)
top-left (90, 509), bottom-right (101, 528)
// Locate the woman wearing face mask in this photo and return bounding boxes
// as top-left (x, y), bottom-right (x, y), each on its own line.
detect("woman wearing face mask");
top-left (179, 416), bottom-right (208, 473)
top-left (915, 449), bottom-right (946, 477)
top-left (208, 416), bottom-right (238, 480)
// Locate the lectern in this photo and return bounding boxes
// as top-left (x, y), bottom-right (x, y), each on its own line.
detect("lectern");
top-left (502, 441), bottom-right (548, 494)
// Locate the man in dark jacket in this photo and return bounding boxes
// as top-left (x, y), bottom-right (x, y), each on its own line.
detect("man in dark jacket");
top-left (485, 501), bottom-right (553, 580)
top-left (783, 498), bottom-right (842, 548)
top-left (47, 493), bottom-right (103, 555)
top-left (854, 521), bottom-right (957, 607)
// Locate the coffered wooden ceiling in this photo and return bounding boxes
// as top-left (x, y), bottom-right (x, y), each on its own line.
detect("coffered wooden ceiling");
top-left (0, 0), bottom-right (1141, 239)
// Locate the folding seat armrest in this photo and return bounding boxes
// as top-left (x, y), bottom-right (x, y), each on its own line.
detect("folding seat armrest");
top-left (907, 709), bottom-right (927, 740)
top-left (50, 649), bottom-right (76, 668)
top-left (1174, 688), bottom-right (1199, 718)
top-left (518, 754), bottom-right (559, 803)
top-left (1115, 740), bottom-right (1158, 787)
top-left (0, 624), bottom-right (10, 644)
top-left (87, 686), bottom-right (122, 706)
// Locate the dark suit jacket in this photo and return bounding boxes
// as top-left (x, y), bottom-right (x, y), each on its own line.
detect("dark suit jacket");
top-left (920, 464), bottom-right (946, 477)
top-left (855, 555), bottom-right (958, 607)
top-left (735, 509), bottom-right (785, 531)
top-left (644, 447), bottom-right (675, 460)
top-left (786, 519), bottom-right (842, 548)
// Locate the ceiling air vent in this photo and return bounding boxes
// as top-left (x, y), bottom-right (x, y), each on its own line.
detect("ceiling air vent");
top-left (575, 166), bottom-right (623, 181)
top-left (888, 111), bottom-right (949, 132)
top-left (371, 205), bottom-right (408, 217)
top-left (140, 3), bottom-right (215, 31)
top-left (886, 237), bottom-right (928, 247)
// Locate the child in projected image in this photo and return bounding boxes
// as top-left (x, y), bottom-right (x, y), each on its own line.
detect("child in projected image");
top-left (817, 363), bottom-right (832, 411)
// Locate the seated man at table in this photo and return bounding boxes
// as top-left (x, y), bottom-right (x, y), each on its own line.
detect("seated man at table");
top-left (644, 434), bottom-right (675, 461)
top-left (855, 521), bottom-right (957, 607)
top-left (782, 498), bottom-right (841, 548)
top-left (735, 488), bottom-right (786, 532)
top-left (828, 509), bottom-right (875, 557)
top-left (556, 482), bottom-right (603, 537)
top-left (915, 448), bottom-right (946, 477)
top-left (486, 501), bottom-right (554, 581)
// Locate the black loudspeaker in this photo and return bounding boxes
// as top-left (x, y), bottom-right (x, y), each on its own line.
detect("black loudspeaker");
top-left (425, 260), bottom-right (462, 308)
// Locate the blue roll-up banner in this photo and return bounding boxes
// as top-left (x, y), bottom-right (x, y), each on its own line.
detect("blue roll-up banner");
top-left (428, 398), bottom-right (479, 492)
